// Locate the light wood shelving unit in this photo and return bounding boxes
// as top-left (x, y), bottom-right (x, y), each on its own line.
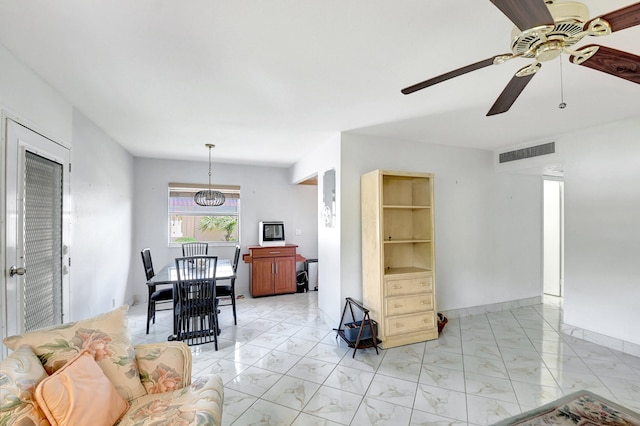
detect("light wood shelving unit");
top-left (361, 169), bottom-right (438, 349)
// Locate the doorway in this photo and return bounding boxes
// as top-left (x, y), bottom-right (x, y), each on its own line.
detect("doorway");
top-left (543, 178), bottom-right (564, 297)
top-left (1, 117), bottom-right (70, 358)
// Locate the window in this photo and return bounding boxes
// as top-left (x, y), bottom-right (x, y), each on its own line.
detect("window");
top-left (168, 183), bottom-right (240, 246)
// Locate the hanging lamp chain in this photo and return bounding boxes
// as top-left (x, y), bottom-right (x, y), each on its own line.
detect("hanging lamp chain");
top-left (194, 143), bottom-right (225, 207)
top-left (208, 144), bottom-right (212, 189)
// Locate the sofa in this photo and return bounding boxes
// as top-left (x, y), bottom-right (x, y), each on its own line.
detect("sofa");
top-left (0, 305), bottom-right (223, 425)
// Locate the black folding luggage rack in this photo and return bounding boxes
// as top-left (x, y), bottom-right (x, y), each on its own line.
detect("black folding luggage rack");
top-left (334, 297), bottom-right (380, 358)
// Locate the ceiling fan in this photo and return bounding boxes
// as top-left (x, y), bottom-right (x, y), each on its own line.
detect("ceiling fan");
top-left (401, 0), bottom-right (640, 116)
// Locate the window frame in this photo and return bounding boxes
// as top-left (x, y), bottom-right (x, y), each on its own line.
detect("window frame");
top-left (167, 182), bottom-right (241, 248)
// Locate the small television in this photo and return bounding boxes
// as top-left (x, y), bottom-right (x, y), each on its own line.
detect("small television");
top-left (259, 221), bottom-right (286, 246)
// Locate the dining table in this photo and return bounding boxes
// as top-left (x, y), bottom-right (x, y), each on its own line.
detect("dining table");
top-left (147, 258), bottom-right (235, 339)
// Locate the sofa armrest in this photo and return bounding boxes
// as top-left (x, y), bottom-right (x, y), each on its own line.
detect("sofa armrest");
top-left (120, 374), bottom-right (224, 426)
top-left (134, 342), bottom-right (192, 395)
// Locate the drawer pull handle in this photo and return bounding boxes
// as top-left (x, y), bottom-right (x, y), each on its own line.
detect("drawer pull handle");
top-left (392, 285), bottom-right (401, 290)
top-left (421, 281), bottom-right (428, 286)
top-left (394, 304), bottom-right (403, 309)
top-left (396, 322), bottom-right (405, 328)
top-left (423, 319), bottom-right (429, 323)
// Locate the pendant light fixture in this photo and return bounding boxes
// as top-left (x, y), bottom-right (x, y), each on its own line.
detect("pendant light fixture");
top-left (194, 144), bottom-right (225, 207)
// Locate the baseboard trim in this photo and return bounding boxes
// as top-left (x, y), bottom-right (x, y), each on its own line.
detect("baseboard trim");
top-left (439, 296), bottom-right (542, 320)
top-left (561, 323), bottom-right (640, 358)
top-left (438, 296), bottom-right (640, 358)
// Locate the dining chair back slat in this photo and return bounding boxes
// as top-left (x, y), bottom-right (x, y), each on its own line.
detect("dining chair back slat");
top-left (217, 245), bottom-right (240, 325)
top-left (181, 242), bottom-right (209, 257)
top-left (141, 248), bottom-right (155, 281)
top-left (141, 248), bottom-right (173, 334)
top-left (173, 255), bottom-right (219, 349)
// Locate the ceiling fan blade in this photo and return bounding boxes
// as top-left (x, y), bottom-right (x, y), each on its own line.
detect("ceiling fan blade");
top-left (570, 45), bottom-right (640, 85)
top-left (489, 0), bottom-right (554, 31)
top-left (401, 54), bottom-right (511, 95)
top-left (486, 63), bottom-right (541, 116)
top-left (587, 2), bottom-right (640, 33)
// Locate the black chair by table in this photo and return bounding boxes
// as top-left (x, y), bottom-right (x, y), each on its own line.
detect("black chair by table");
top-left (173, 255), bottom-right (219, 349)
top-left (141, 248), bottom-right (174, 334)
top-left (216, 244), bottom-right (240, 325)
top-left (181, 242), bottom-right (209, 256)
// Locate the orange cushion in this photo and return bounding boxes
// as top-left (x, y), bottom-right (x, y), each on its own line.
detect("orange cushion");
top-left (34, 350), bottom-right (128, 426)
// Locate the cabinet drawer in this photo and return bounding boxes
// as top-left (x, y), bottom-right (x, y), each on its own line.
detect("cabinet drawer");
top-left (385, 312), bottom-right (436, 336)
top-left (385, 294), bottom-right (433, 316)
top-left (251, 247), bottom-right (296, 258)
top-left (384, 275), bottom-right (432, 297)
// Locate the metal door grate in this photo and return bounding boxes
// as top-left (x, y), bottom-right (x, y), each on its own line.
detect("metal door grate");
top-left (23, 151), bottom-right (63, 331)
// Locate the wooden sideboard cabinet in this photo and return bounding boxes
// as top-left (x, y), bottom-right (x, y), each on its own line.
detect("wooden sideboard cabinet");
top-left (243, 245), bottom-right (302, 297)
top-left (361, 169), bottom-right (438, 349)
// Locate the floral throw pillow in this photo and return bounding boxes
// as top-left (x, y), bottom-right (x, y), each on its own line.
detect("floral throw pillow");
top-left (3, 305), bottom-right (146, 401)
top-left (0, 345), bottom-right (50, 425)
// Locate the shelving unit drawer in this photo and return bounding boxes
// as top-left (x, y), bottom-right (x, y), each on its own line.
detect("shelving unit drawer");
top-left (384, 275), bottom-right (432, 297)
top-left (385, 294), bottom-right (433, 316)
top-left (251, 247), bottom-right (296, 258)
top-left (385, 312), bottom-right (436, 336)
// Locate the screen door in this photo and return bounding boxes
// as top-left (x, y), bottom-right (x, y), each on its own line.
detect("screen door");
top-left (2, 118), bottom-right (70, 354)
top-left (22, 150), bottom-right (64, 330)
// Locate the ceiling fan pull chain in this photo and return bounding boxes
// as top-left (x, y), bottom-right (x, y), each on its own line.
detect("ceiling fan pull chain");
top-left (559, 58), bottom-right (567, 109)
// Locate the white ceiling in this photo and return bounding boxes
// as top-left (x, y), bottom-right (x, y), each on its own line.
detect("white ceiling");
top-left (1, 0), bottom-right (639, 167)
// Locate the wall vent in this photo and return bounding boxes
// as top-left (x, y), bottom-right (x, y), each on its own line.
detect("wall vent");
top-left (499, 142), bottom-right (555, 163)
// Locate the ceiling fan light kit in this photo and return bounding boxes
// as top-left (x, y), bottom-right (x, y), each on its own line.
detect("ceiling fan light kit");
top-left (402, 0), bottom-right (640, 115)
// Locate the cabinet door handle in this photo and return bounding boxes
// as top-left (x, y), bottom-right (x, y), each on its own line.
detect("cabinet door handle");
top-left (271, 264), bottom-right (274, 274)
top-left (275, 264), bottom-right (278, 274)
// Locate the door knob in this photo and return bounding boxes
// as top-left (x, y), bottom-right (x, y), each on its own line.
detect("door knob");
top-left (9, 266), bottom-right (26, 277)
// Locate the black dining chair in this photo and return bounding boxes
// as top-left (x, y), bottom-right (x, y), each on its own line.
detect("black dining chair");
top-left (173, 255), bottom-right (219, 349)
top-left (141, 248), bottom-right (173, 334)
top-left (181, 242), bottom-right (208, 257)
top-left (216, 245), bottom-right (240, 325)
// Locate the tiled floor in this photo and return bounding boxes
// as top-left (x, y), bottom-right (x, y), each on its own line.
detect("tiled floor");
top-left (127, 293), bottom-right (640, 425)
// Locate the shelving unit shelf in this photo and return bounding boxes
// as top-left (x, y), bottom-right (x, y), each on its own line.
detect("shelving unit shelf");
top-left (361, 169), bottom-right (438, 349)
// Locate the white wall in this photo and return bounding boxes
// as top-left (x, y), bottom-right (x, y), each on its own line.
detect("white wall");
top-left (294, 131), bottom-right (543, 326)
top-left (70, 109), bottom-right (135, 319)
top-left (0, 44), bottom-right (72, 144)
top-left (291, 134), bottom-right (342, 323)
top-left (1, 44), bottom-right (135, 324)
top-left (562, 116), bottom-right (640, 346)
top-left (132, 158), bottom-right (318, 303)
top-left (340, 134), bottom-right (542, 316)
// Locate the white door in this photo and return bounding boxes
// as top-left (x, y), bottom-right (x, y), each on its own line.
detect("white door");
top-left (543, 178), bottom-right (564, 296)
top-left (2, 118), bottom-right (70, 358)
